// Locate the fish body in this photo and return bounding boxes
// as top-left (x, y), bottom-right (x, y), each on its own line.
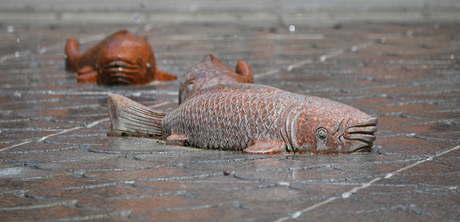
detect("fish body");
top-left (179, 54), bottom-right (253, 104)
top-left (108, 84), bottom-right (378, 154)
top-left (65, 30), bottom-right (177, 85)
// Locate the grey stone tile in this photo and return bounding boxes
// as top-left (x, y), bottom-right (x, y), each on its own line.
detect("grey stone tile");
top-left (0, 3), bottom-right (459, 221)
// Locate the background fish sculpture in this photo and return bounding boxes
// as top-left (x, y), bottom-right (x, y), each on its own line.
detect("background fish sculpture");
top-left (179, 54), bottom-right (253, 104)
top-left (65, 30), bottom-right (177, 85)
top-left (107, 84), bottom-right (378, 154)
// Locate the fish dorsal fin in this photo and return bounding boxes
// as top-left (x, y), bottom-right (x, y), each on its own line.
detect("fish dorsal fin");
top-left (202, 54), bottom-right (234, 74)
top-left (202, 54), bottom-right (218, 63)
top-left (243, 140), bottom-right (286, 154)
top-left (189, 83), bottom-right (282, 100)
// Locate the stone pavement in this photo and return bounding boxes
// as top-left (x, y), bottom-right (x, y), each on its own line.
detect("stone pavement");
top-left (0, 1), bottom-right (460, 221)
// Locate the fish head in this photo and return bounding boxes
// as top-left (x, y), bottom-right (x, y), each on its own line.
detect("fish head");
top-left (292, 98), bottom-right (378, 154)
top-left (96, 36), bottom-right (155, 86)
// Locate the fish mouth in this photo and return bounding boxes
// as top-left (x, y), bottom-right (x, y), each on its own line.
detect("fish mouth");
top-left (344, 117), bottom-right (378, 152)
top-left (103, 60), bottom-right (140, 85)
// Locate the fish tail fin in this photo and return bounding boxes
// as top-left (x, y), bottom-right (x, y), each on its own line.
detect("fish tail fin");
top-left (235, 60), bottom-right (254, 83)
top-left (107, 94), bottom-right (166, 138)
top-left (154, 69), bottom-right (178, 81)
top-left (65, 37), bottom-right (80, 71)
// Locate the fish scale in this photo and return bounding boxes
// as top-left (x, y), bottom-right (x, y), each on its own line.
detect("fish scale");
top-left (108, 83), bottom-right (378, 154)
top-left (164, 86), bottom-right (293, 150)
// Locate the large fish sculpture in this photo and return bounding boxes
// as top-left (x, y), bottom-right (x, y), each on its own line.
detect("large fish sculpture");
top-left (65, 30), bottom-right (177, 85)
top-left (179, 54), bottom-right (253, 104)
top-left (107, 84), bottom-right (378, 154)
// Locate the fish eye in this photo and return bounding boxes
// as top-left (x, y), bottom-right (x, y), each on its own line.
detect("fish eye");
top-left (316, 127), bottom-right (328, 139)
top-left (186, 83), bottom-right (194, 92)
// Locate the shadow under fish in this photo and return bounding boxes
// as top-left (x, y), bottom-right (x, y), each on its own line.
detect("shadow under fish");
top-left (65, 30), bottom-right (177, 86)
top-left (107, 84), bottom-right (378, 154)
top-left (179, 54), bottom-right (253, 104)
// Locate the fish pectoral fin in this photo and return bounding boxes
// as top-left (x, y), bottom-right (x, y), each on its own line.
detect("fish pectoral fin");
top-left (243, 140), bottom-right (286, 154)
top-left (77, 71), bottom-right (98, 83)
top-left (166, 133), bottom-right (188, 146)
top-left (77, 65), bottom-right (95, 75)
top-left (235, 60), bottom-right (254, 83)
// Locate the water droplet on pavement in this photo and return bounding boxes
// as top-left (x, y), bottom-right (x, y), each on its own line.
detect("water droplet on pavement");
top-left (134, 13), bottom-right (141, 23)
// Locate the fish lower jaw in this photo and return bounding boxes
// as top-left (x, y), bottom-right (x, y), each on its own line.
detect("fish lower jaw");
top-left (350, 141), bottom-right (373, 152)
top-left (106, 75), bottom-right (132, 85)
top-left (352, 146), bottom-right (372, 153)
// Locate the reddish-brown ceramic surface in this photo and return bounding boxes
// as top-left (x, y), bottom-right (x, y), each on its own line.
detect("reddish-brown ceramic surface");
top-left (108, 84), bottom-right (377, 154)
top-left (65, 30), bottom-right (177, 85)
top-left (179, 54), bottom-right (253, 104)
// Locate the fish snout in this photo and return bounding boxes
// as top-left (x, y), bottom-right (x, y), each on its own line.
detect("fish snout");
top-left (101, 60), bottom-right (141, 85)
top-left (344, 117), bottom-right (378, 152)
top-left (104, 60), bottom-right (140, 75)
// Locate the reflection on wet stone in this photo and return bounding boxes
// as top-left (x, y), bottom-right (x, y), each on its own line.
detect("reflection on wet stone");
top-left (0, 5), bottom-right (459, 221)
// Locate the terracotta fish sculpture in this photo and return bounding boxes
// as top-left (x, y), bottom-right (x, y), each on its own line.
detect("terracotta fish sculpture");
top-left (65, 30), bottom-right (177, 85)
top-left (107, 84), bottom-right (378, 154)
top-left (179, 54), bottom-right (253, 104)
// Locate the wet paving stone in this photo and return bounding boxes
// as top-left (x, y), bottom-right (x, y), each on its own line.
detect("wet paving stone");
top-left (0, 4), bottom-right (459, 221)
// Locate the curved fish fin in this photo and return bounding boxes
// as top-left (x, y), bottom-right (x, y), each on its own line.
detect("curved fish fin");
top-left (154, 69), bottom-right (178, 81)
top-left (166, 133), bottom-right (188, 146)
top-left (107, 94), bottom-right (166, 138)
top-left (235, 60), bottom-right (254, 83)
top-left (65, 37), bottom-right (80, 71)
top-left (76, 65), bottom-right (95, 75)
top-left (243, 140), bottom-right (286, 154)
top-left (77, 71), bottom-right (98, 83)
